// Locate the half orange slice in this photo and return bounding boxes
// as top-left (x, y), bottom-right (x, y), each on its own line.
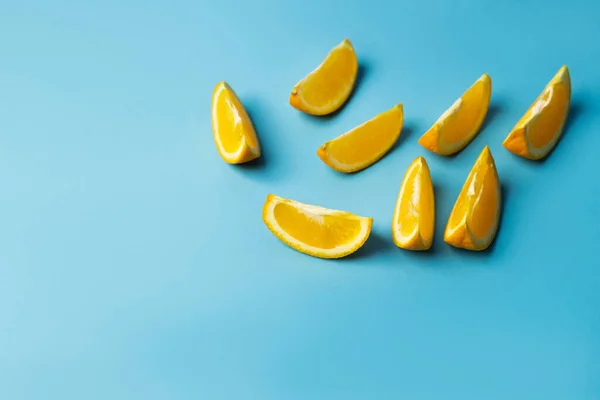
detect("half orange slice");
top-left (262, 194), bottom-right (372, 259)
top-left (317, 104), bottom-right (404, 173)
top-left (290, 39), bottom-right (358, 116)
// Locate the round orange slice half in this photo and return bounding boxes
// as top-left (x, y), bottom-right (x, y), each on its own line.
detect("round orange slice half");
top-left (419, 74), bottom-right (492, 155)
top-left (290, 39), bottom-right (358, 116)
top-left (262, 194), bottom-right (373, 259)
top-left (317, 104), bottom-right (404, 173)
top-left (212, 81), bottom-right (260, 164)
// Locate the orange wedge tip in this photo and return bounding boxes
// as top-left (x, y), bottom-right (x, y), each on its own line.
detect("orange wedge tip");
top-left (392, 157), bottom-right (435, 251)
top-left (503, 66), bottom-right (571, 160)
top-left (317, 104), bottom-right (404, 173)
top-left (444, 146), bottom-right (501, 251)
top-left (262, 194), bottom-right (373, 259)
top-left (419, 73), bottom-right (492, 155)
top-left (290, 39), bottom-right (358, 116)
top-left (211, 81), bottom-right (261, 164)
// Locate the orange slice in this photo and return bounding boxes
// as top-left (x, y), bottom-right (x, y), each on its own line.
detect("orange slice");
top-left (419, 74), bottom-right (492, 155)
top-left (392, 157), bottom-right (435, 250)
top-left (317, 104), bottom-right (404, 173)
top-left (444, 146), bottom-right (501, 251)
top-left (262, 194), bottom-right (373, 259)
top-left (290, 39), bottom-right (358, 116)
top-left (211, 81), bottom-right (260, 164)
top-left (503, 66), bottom-right (571, 160)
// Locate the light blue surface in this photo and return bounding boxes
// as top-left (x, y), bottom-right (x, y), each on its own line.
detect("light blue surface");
top-left (1, 0), bottom-right (599, 398)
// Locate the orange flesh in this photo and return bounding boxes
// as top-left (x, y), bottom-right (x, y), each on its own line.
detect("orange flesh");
top-left (419, 166), bottom-right (435, 243)
top-left (446, 147), bottom-right (499, 241)
top-left (398, 164), bottom-right (420, 237)
top-left (447, 188), bottom-right (467, 233)
top-left (526, 82), bottom-right (569, 149)
top-left (396, 159), bottom-right (434, 242)
top-left (213, 84), bottom-right (258, 153)
top-left (324, 106), bottom-right (403, 165)
top-left (441, 77), bottom-right (491, 146)
top-left (466, 164), bottom-right (499, 239)
top-left (295, 43), bottom-right (357, 110)
top-left (272, 202), bottom-right (363, 249)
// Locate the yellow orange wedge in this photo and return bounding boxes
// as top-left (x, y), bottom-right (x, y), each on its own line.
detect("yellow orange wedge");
top-left (503, 66), bottom-right (571, 160)
top-left (290, 39), bottom-right (358, 116)
top-left (419, 74), bottom-right (492, 155)
top-left (392, 157), bottom-right (435, 251)
top-left (317, 104), bottom-right (404, 173)
top-left (211, 81), bottom-right (261, 164)
top-left (444, 146), bottom-right (501, 251)
top-left (262, 194), bottom-right (373, 259)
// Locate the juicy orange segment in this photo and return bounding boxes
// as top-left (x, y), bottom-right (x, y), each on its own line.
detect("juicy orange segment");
top-left (211, 81), bottom-right (260, 164)
top-left (317, 104), bottom-right (404, 173)
top-left (503, 66), bottom-right (571, 160)
top-left (290, 39), bottom-right (358, 116)
top-left (392, 157), bottom-right (435, 250)
top-left (262, 194), bottom-right (373, 259)
top-left (444, 146), bottom-right (501, 251)
top-left (419, 74), bottom-right (492, 155)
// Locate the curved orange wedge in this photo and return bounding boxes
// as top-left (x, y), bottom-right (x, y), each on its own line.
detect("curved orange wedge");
top-left (444, 146), bottom-right (501, 251)
top-left (419, 74), bottom-right (492, 155)
top-left (262, 194), bottom-right (372, 259)
top-left (392, 157), bottom-right (435, 250)
top-left (317, 104), bottom-right (404, 173)
top-left (290, 39), bottom-right (358, 116)
top-left (503, 66), bottom-right (571, 160)
top-left (211, 81), bottom-right (260, 164)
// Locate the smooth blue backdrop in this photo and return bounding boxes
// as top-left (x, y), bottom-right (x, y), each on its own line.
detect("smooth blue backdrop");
top-left (1, 0), bottom-right (599, 399)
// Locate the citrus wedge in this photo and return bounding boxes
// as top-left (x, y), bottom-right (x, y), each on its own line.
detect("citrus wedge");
top-left (211, 81), bottom-right (260, 164)
top-left (392, 157), bottom-right (435, 251)
top-left (444, 146), bottom-right (501, 251)
top-left (503, 66), bottom-right (571, 160)
top-left (290, 39), bottom-right (358, 116)
top-left (262, 194), bottom-right (373, 259)
top-left (317, 104), bottom-right (404, 173)
top-left (419, 74), bottom-right (492, 155)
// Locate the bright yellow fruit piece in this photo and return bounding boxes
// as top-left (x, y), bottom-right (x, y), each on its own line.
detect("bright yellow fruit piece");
top-left (211, 81), bottom-right (261, 164)
top-left (392, 157), bottom-right (435, 251)
top-left (503, 66), bottom-right (571, 160)
top-left (317, 104), bottom-right (404, 173)
top-left (290, 39), bottom-right (358, 116)
top-left (262, 194), bottom-right (373, 259)
top-left (419, 74), bottom-right (492, 155)
top-left (444, 146), bottom-right (501, 251)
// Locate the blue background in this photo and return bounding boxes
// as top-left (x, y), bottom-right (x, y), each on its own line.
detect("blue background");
top-left (1, 0), bottom-right (599, 398)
